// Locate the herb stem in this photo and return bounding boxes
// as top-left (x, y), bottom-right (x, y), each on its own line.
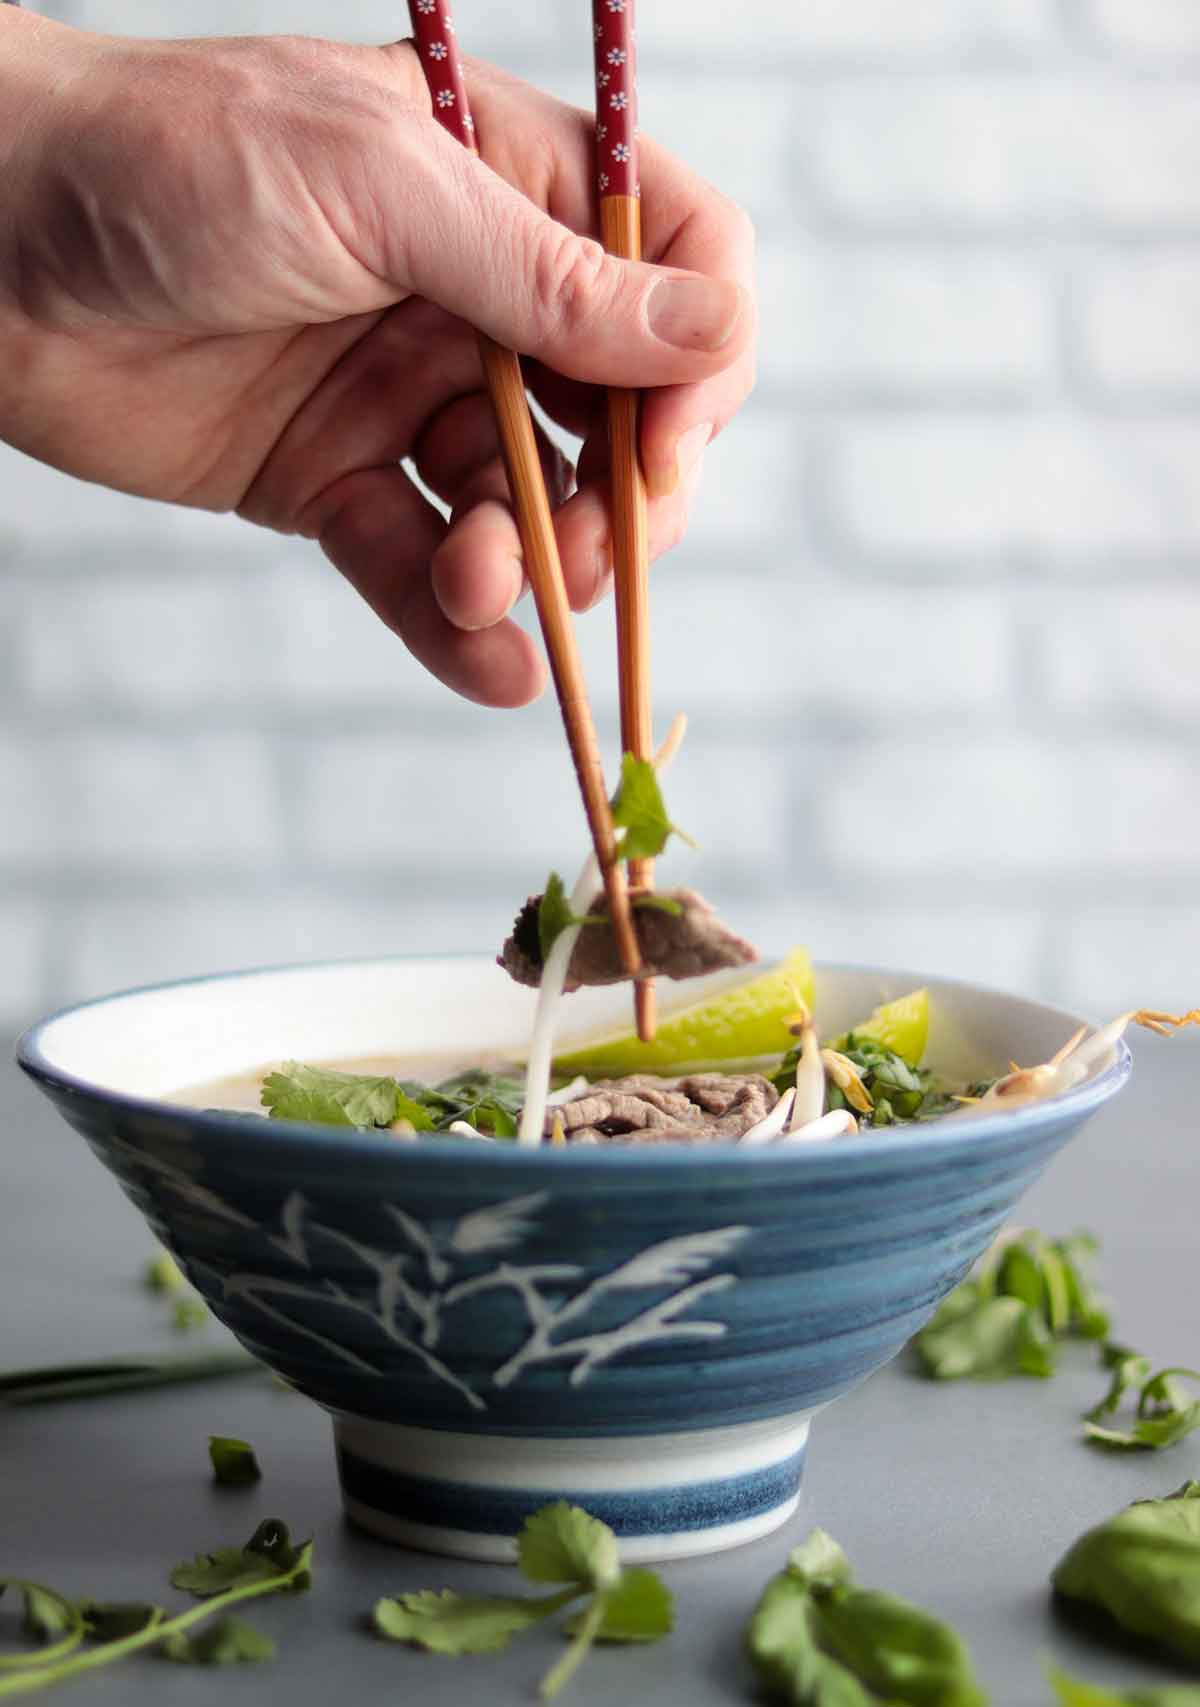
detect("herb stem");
top-left (0, 1350), bottom-right (260, 1408)
top-left (539, 1593), bottom-right (606, 1702)
top-left (0, 1559), bottom-right (308, 1698)
top-left (0, 1587), bottom-right (85, 1672)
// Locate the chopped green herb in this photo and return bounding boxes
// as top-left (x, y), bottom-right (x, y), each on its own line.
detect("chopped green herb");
top-left (171, 1298), bottom-right (209, 1335)
top-left (562, 1569), bottom-right (672, 1644)
top-left (260, 1063), bottom-right (522, 1139)
top-left (208, 1437), bottom-right (261, 1487)
top-left (632, 893), bottom-right (684, 918)
top-left (772, 1034), bottom-right (957, 1127)
top-left (518, 1502), bottom-right (619, 1593)
top-left (261, 1063), bottom-right (404, 1129)
top-left (374, 1501), bottom-right (670, 1700)
top-left (1047, 1661), bottom-right (1200, 1705)
top-left (1084, 1355), bottom-right (1200, 1451)
top-left (610, 754), bottom-right (694, 864)
top-left (538, 873), bottom-right (588, 961)
top-left (745, 1528), bottom-right (988, 1706)
top-left (161, 1616), bottom-right (276, 1665)
top-left (1052, 1481), bottom-right (1200, 1664)
top-left (373, 1588), bottom-right (576, 1656)
top-left (78, 1604), bottom-right (163, 1642)
top-left (914, 1288), bottom-right (1056, 1381)
top-left (170, 1519), bottom-right (312, 1598)
top-left (0, 1520), bottom-right (310, 1697)
top-left (912, 1230), bottom-right (1109, 1381)
top-left (143, 1251), bottom-right (186, 1296)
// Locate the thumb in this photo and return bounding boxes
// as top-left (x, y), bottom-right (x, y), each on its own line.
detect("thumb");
top-left (395, 133), bottom-right (750, 387)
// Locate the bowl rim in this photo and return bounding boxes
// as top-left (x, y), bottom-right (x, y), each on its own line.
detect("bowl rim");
top-left (15, 952), bottom-right (1133, 1170)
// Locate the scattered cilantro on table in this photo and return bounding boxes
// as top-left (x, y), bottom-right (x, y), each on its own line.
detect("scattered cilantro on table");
top-left (0, 1519), bottom-right (311, 1696)
top-left (1052, 1482), bottom-right (1200, 1665)
top-left (745, 1528), bottom-right (988, 1705)
top-left (373, 1501), bottom-right (672, 1699)
top-left (208, 1437), bottom-right (261, 1487)
top-left (912, 1229), bottom-right (1110, 1381)
top-left (1082, 1349), bottom-right (1200, 1451)
top-left (1046, 1662), bottom-right (1200, 1706)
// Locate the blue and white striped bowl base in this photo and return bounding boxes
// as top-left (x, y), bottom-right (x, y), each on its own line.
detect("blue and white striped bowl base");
top-left (334, 1411), bottom-right (814, 1562)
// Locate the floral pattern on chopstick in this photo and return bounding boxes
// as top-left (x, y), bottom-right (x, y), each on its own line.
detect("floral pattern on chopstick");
top-left (593, 0), bottom-right (638, 198)
top-left (408, 0), bottom-right (474, 153)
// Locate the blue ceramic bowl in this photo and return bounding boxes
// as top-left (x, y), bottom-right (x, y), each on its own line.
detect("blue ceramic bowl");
top-left (17, 957), bottom-right (1130, 1562)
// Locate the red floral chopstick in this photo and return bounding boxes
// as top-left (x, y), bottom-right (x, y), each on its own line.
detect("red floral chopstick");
top-left (593, 0), bottom-right (639, 202)
top-left (407, 0), bottom-right (475, 152)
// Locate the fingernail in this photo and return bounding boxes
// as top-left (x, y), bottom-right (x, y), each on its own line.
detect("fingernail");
top-left (648, 276), bottom-right (743, 352)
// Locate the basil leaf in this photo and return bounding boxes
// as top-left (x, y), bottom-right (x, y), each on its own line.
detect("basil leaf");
top-left (1052, 1482), bottom-right (1200, 1663)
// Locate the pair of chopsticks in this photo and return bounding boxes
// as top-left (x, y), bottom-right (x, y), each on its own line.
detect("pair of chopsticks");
top-left (406, 0), bottom-right (657, 1042)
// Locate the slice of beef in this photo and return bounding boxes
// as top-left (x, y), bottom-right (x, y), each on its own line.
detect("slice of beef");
top-left (550, 1072), bottom-right (779, 1145)
top-left (498, 888), bottom-right (758, 991)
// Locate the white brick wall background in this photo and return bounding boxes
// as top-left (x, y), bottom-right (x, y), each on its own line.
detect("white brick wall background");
top-left (1, 0), bottom-right (1198, 1030)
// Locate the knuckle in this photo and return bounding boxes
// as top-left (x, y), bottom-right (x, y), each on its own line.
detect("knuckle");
top-left (528, 225), bottom-right (612, 348)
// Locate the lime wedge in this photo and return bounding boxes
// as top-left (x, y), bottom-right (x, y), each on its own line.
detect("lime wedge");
top-left (551, 948), bottom-right (815, 1079)
top-left (836, 988), bottom-right (929, 1068)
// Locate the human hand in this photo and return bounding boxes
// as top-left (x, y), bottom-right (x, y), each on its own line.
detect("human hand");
top-left (0, 14), bottom-right (755, 704)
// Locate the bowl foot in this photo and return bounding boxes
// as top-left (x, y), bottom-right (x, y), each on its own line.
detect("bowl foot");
top-left (334, 1411), bottom-right (811, 1563)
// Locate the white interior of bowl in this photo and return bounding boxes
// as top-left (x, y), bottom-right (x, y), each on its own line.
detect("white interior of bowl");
top-left (27, 958), bottom-right (1109, 1103)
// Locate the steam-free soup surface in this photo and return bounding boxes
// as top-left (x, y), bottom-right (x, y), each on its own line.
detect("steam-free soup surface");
top-left (174, 1055), bottom-right (512, 1116)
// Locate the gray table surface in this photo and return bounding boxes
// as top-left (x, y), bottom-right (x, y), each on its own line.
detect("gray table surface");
top-left (3, 1033), bottom-right (1197, 1705)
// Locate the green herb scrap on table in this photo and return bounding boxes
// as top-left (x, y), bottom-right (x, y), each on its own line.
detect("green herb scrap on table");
top-left (0, 1519), bottom-right (311, 1696)
top-left (374, 1502), bottom-right (672, 1702)
top-left (912, 1228), bottom-right (1110, 1381)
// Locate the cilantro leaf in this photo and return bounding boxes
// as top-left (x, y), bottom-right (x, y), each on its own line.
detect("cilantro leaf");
top-left (261, 1063), bottom-right (403, 1129)
top-left (788, 1531), bottom-right (856, 1593)
top-left (539, 873), bottom-right (582, 961)
top-left (373, 1588), bottom-right (578, 1655)
top-left (19, 1585), bottom-right (76, 1644)
top-left (1084, 1362), bottom-right (1200, 1451)
top-left (161, 1616), bottom-right (276, 1665)
top-left (518, 1503), bottom-right (620, 1592)
top-left (746, 1530), bottom-right (987, 1707)
top-left (79, 1602), bottom-right (165, 1641)
top-left (913, 1292), bottom-right (1056, 1381)
top-left (0, 1520), bottom-right (310, 1696)
top-left (208, 1436), bottom-right (261, 1487)
top-left (170, 1520), bottom-right (311, 1597)
top-left (913, 1229), bottom-right (1110, 1381)
top-left (562, 1570), bottom-right (673, 1643)
top-left (610, 754), bottom-right (694, 864)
